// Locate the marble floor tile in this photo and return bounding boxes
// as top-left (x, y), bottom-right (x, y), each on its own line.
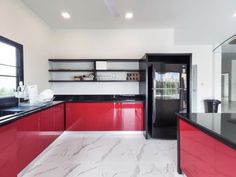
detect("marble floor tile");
top-left (19, 132), bottom-right (184, 177)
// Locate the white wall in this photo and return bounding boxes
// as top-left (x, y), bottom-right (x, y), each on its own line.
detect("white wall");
top-left (49, 29), bottom-right (175, 95)
top-left (172, 45), bottom-right (214, 112)
top-left (0, 0), bottom-right (216, 112)
top-left (0, 0), bottom-right (51, 91)
top-left (50, 29), bottom-right (175, 58)
top-left (50, 29), bottom-right (214, 112)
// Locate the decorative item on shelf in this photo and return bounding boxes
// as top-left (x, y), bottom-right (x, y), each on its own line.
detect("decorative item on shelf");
top-left (59, 68), bottom-right (71, 71)
top-left (73, 73), bottom-right (94, 81)
top-left (96, 61), bottom-right (107, 70)
top-left (127, 72), bottom-right (140, 81)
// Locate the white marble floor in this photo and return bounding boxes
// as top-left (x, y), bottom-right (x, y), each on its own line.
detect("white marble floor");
top-left (19, 132), bottom-right (184, 177)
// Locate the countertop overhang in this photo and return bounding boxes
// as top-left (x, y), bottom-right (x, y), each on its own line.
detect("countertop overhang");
top-left (177, 113), bottom-right (236, 150)
top-left (0, 101), bottom-right (64, 126)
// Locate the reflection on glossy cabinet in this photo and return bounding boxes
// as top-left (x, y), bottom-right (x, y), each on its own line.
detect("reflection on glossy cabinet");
top-left (0, 123), bottom-right (17, 177)
top-left (179, 119), bottom-right (236, 177)
top-left (66, 102), bottom-right (115, 131)
top-left (66, 102), bottom-right (144, 131)
top-left (120, 102), bottom-right (144, 131)
top-left (179, 119), bottom-right (215, 177)
top-left (17, 112), bottom-right (40, 172)
top-left (0, 103), bottom-right (65, 176)
top-left (215, 140), bottom-right (236, 177)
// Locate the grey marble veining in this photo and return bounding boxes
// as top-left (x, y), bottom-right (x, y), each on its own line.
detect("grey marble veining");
top-left (18, 132), bottom-right (184, 177)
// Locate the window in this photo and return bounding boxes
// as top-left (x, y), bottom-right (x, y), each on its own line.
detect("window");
top-left (0, 36), bottom-right (23, 106)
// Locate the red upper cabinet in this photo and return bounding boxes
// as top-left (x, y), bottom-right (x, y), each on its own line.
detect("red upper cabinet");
top-left (0, 123), bottom-right (17, 177)
top-left (66, 102), bottom-right (144, 131)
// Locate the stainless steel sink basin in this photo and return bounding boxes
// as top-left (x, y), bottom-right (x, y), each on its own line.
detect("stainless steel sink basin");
top-left (0, 110), bottom-right (23, 120)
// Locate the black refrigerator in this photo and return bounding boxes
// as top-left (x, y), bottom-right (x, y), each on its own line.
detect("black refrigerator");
top-left (150, 63), bottom-right (188, 139)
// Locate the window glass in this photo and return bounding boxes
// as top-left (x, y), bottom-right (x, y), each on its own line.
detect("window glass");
top-left (0, 77), bottom-right (16, 97)
top-left (0, 37), bottom-right (23, 99)
top-left (0, 65), bottom-right (17, 76)
top-left (0, 42), bottom-right (16, 66)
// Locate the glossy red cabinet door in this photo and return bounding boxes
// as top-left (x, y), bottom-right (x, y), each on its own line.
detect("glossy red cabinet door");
top-left (66, 102), bottom-right (116, 131)
top-left (0, 104), bottom-right (64, 176)
top-left (0, 123), bottom-right (17, 177)
top-left (120, 102), bottom-right (144, 131)
top-left (40, 104), bottom-right (64, 149)
top-left (17, 113), bottom-right (40, 172)
top-left (179, 119), bottom-right (215, 177)
top-left (54, 104), bottom-right (65, 133)
top-left (215, 140), bottom-right (236, 177)
top-left (66, 102), bottom-right (144, 131)
top-left (40, 107), bottom-right (55, 148)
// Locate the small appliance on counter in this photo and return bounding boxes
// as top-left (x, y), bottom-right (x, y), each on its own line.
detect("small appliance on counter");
top-left (38, 89), bottom-right (54, 103)
top-left (28, 85), bottom-right (38, 104)
top-left (15, 82), bottom-right (54, 106)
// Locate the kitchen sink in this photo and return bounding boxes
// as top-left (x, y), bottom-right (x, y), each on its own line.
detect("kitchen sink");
top-left (0, 110), bottom-right (23, 120)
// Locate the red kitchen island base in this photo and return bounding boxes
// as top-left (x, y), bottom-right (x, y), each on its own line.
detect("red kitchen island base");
top-left (178, 114), bottom-right (236, 177)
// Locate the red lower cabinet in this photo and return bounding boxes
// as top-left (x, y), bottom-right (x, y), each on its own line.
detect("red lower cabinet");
top-left (17, 112), bottom-right (40, 172)
top-left (0, 103), bottom-right (64, 176)
top-left (179, 119), bottom-right (215, 177)
top-left (54, 104), bottom-right (65, 133)
top-left (66, 102), bottom-right (144, 131)
top-left (66, 102), bottom-right (116, 131)
top-left (120, 102), bottom-right (144, 131)
top-left (179, 119), bottom-right (236, 177)
top-left (40, 104), bottom-right (65, 149)
top-left (215, 141), bottom-right (236, 177)
top-left (0, 124), bottom-right (17, 177)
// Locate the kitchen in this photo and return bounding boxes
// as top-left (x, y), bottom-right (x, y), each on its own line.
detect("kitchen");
top-left (0, 0), bottom-right (236, 177)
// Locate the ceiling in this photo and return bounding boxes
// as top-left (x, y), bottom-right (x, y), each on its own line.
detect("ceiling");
top-left (21, 0), bottom-right (236, 44)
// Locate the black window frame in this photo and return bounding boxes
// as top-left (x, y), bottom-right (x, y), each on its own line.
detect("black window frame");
top-left (0, 36), bottom-right (24, 107)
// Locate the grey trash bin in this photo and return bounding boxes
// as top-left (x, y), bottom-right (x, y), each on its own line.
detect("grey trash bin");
top-left (204, 99), bottom-right (221, 113)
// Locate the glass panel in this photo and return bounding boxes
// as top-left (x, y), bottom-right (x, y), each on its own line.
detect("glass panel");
top-left (155, 72), bottom-right (180, 100)
top-left (0, 42), bottom-right (16, 66)
top-left (0, 76), bottom-right (16, 97)
top-left (0, 65), bottom-right (16, 76)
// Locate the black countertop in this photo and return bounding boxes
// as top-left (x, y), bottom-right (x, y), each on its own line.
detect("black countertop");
top-left (54, 94), bottom-right (144, 102)
top-left (177, 113), bottom-right (236, 150)
top-left (0, 101), bottom-right (64, 126)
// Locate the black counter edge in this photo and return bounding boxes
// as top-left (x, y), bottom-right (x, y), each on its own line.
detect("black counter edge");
top-left (54, 94), bottom-right (145, 102)
top-left (0, 101), bottom-right (64, 127)
top-left (177, 113), bottom-right (236, 151)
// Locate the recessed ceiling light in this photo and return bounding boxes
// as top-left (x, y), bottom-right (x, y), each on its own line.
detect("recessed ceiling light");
top-left (61, 12), bottom-right (71, 19)
top-left (233, 13), bottom-right (236, 18)
top-left (125, 12), bottom-right (133, 19)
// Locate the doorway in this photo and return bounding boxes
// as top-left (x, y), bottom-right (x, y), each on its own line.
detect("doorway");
top-left (221, 73), bottom-right (229, 102)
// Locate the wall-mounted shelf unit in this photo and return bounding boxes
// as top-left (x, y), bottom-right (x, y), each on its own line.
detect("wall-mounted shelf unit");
top-left (48, 59), bottom-right (141, 82)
